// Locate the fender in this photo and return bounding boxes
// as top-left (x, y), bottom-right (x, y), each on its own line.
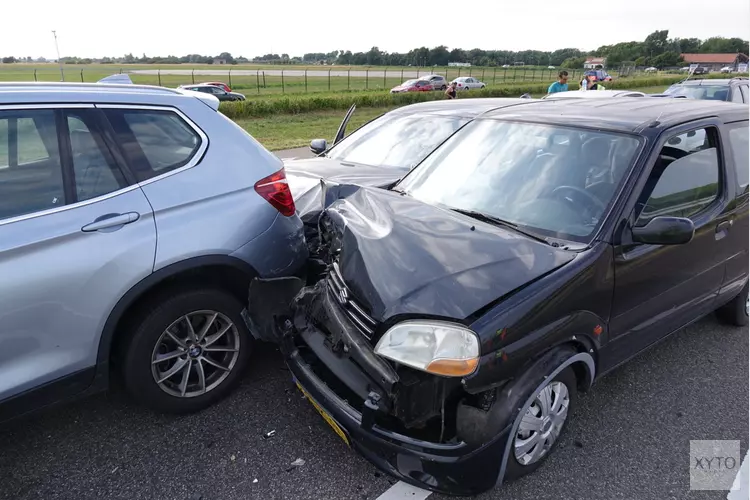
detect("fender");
top-left (92, 255), bottom-right (258, 387)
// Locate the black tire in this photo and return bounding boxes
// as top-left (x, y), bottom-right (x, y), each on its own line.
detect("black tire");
top-left (504, 366), bottom-right (577, 481)
top-left (121, 288), bottom-right (253, 414)
top-left (716, 282), bottom-right (749, 326)
top-left (440, 85), bottom-right (447, 90)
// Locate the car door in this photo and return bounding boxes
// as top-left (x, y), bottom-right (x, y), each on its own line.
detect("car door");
top-left (606, 121), bottom-right (734, 368)
top-left (0, 105), bottom-right (156, 406)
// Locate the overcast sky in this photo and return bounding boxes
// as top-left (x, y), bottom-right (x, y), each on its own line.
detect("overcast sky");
top-left (3, 0), bottom-right (749, 59)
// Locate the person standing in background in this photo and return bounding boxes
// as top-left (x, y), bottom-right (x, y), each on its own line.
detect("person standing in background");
top-left (548, 71), bottom-right (569, 94)
top-left (580, 71), bottom-right (606, 91)
top-left (445, 81), bottom-right (457, 99)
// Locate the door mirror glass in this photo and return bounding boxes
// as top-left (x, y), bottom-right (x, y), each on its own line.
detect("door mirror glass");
top-left (310, 139), bottom-right (327, 155)
top-left (632, 216), bottom-right (695, 245)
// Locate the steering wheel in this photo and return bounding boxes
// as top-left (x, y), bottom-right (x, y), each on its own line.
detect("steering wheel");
top-left (550, 185), bottom-right (606, 213)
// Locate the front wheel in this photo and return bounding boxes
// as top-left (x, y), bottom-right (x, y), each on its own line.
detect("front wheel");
top-left (716, 282), bottom-right (749, 326)
top-left (121, 288), bottom-right (253, 414)
top-left (505, 367), bottom-right (577, 481)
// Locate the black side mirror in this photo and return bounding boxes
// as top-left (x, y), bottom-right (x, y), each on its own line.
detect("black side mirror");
top-left (632, 216), bottom-right (695, 245)
top-left (310, 139), bottom-right (327, 155)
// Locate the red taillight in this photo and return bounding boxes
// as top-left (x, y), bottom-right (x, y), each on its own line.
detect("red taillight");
top-left (254, 168), bottom-right (296, 216)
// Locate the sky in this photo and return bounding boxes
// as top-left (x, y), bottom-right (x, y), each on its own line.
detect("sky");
top-left (3, 0), bottom-right (749, 59)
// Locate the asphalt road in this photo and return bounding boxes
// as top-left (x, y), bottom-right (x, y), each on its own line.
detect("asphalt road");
top-left (1, 314), bottom-right (746, 500)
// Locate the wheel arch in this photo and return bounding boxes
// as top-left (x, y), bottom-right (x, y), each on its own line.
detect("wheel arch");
top-left (94, 255), bottom-right (258, 385)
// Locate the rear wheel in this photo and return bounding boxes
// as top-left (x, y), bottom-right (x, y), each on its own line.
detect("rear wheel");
top-left (716, 282), bottom-right (749, 326)
top-left (121, 288), bottom-right (253, 414)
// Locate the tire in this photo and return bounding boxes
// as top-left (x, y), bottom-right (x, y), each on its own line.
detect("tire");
top-left (716, 282), bottom-right (749, 326)
top-left (504, 366), bottom-right (577, 481)
top-left (440, 85), bottom-right (447, 90)
top-left (121, 288), bottom-right (253, 414)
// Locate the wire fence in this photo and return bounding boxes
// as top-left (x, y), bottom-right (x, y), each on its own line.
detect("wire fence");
top-left (0, 65), bottom-right (668, 96)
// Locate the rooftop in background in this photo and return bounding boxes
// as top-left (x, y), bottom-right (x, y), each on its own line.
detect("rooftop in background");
top-left (681, 53), bottom-right (749, 64)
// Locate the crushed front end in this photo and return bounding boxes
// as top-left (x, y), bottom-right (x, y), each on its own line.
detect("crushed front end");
top-left (243, 183), bottom-right (518, 496)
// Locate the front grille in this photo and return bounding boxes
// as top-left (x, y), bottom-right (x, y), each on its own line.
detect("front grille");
top-left (327, 261), bottom-right (378, 340)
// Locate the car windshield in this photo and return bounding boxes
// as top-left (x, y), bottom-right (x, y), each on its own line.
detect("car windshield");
top-left (401, 80), bottom-right (418, 86)
top-left (396, 119), bottom-right (642, 243)
top-left (326, 113), bottom-right (469, 169)
top-left (664, 84), bottom-right (730, 100)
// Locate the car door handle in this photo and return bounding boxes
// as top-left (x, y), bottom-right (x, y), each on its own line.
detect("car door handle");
top-left (81, 212), bottom-right (140, 232)
top-left (715, 220), bottom-right (733, 240)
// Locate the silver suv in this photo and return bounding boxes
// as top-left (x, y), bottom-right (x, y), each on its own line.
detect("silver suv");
top-left (0, 81), bottom-right (307, 420)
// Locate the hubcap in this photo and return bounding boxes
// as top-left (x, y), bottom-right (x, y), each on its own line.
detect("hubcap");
top-left (514, 381), bottom-right (570, 466)
top-left (151, 310), bottom-right (240, 398)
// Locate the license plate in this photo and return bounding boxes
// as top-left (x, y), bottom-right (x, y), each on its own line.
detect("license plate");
top-left (295, 380), bottom-right (350, 447)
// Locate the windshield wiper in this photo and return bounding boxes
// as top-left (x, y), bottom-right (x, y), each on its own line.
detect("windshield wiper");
top-left (451, 208), bottom-right (552, 245)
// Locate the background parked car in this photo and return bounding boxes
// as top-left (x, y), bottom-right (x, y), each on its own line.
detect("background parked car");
top-left (201, 81), bottom-right (232, 92)
top-left (589, 69), bottom-right (613, 81)
top-left (661, 78), bottom-right (749, 103)
top-left (645, 66), bottom-right (658, 73)
top-left (720, 66), bottom-right (735, 74)
top-left (179, 84), bottom-right (246, 101)
top-left (0, 79), bottom-right (306, 422)
top-left (390, 79), bottom-right (433, 93)
top-left (451, 76), bottom-right (486, 90)
top-left (421, 74), bottom-right (448, 90)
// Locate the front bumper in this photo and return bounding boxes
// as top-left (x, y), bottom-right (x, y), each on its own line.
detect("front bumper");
top-left (250, 279), bottom-right (513, 496)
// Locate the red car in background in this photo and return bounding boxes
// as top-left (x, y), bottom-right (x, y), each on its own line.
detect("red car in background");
top-left (201, 81), bottom-right (232, 92)
top-left (390, 79), bottom-right (434, 93)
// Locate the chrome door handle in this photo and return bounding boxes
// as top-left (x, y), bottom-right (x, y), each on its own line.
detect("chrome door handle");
top-left (81, 212), bottom-right (140, 232)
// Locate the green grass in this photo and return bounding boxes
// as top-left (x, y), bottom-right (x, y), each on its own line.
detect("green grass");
top-left (239, 85), bottom-right (670, 151)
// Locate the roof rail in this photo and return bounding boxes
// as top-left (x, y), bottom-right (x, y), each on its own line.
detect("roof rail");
top-left (730, 76), bottom-right (749, 81)
top-left (0, 81), bottom-right (180, 95)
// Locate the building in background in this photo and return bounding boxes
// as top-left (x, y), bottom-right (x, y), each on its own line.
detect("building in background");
top-left (680, 53), bottom-right (749, 72)
top-left (584, 57), bottom-right (606, 69)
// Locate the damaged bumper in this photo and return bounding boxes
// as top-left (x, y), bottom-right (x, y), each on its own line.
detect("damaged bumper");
top-left (244, 277), bottom-right (512, 496)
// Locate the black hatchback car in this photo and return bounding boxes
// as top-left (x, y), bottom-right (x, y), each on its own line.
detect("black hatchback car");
top-left (245, 99), bottom-right (749, 496)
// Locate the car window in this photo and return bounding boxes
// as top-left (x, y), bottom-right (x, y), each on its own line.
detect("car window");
top-left (740, 85), bottom-right (748, 103)
top-left (0, 109), bottom-right (65, 221)
top-left (731, 87), bottom-right (744, 103)
top-left (104, 109), bottom-right (202, 182)
top-left (397, 119), bottom-right (642, 243)
top-left (66, 112), bottom-right (127, 202)
top-left (210, 87), bottom-right (224, 94)
top-left (665, 84), bottom-right (730, 100)
top-left (727, 122), bottom-right (749, 193)
top-left (326, 113), bottom-right (468, 169)
top-left (636, 127), bottom-right (720, 225)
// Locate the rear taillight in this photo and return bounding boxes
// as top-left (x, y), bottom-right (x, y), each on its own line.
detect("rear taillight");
top-left (254, 168), bottom-right (296, 216)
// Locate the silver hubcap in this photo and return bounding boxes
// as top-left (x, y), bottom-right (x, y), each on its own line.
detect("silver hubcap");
top-left (151, 310), bottom-right (240, 398)
top-left (514, 381), bottom-right (570, 466)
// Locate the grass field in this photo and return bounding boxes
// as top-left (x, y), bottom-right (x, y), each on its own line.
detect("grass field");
top-left (0, 63), bottom-right (645, 96)
top-left (242, 85), bottom-right (670, 151)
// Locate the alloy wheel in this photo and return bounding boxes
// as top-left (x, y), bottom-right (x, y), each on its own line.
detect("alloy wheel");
top-left (514, 381), bottom-right (570, 465)
top-left (151, 310), bottom-right (240, 398)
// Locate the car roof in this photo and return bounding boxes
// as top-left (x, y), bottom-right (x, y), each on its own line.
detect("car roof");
top-left (422, 74), bottom-right (444, 78)
top-left (543, 90), bottom-right (646, 99)
top-left (0, 81), bottom-right (210, 106)
top-left (671, 78), bottom-right (747, 87)
top-left (386, 98), bottom-right (536, 119)
top-left (480, 98), bottom-right (747, 133)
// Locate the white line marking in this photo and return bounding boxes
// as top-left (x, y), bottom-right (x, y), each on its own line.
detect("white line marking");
top-left (376, 480), bottom-right (432, 500)
top-left (727, 450), bottom-right (749, 500)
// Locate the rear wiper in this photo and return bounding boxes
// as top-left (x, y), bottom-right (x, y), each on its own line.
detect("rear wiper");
top-left (451, 208), bottom-right (551, 245)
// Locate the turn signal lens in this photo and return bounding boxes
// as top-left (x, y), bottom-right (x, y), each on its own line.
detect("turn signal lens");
top-left (254, 168), bottom-right (296, 216)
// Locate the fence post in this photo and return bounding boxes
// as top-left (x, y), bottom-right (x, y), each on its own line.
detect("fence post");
top-left (33, 69), bottom-right (37, 82)
top-left (80, 69), bottom-right (84, 82)
top-left (158, 69), bottom-right (161, 87)
top-left (347, 70), bottom-right (350, 90)
top-left (401, 68), bottom-right (404, 82)
top-left (383, 67), bottom-right (387, 88)
top-left (328, 69), bottom-right (331, 91)
top-left (262, 71), bottom-right (266, 88)
top-left (513, 68), bottom-right (516, 82)
top-left (305, 70), bottom-right (308, 93)
top-left (493, 67), bottom-right (496, 84)
top-left (481, 68), bottom-right (485, 83)
top-left (119, 68), bottom-right (122, 74)
top-left (191, 69), bottom-right (195, 84)
top-left (256, 71), bottom-right (260, 94)
top-left (469, 67), bottom-right (472, 77)
top-left (366, 69), bottom-right (368, 90)
top-left (458, 68), bottom-right (462, 78)
top-left (228, 68), bottom-right (232, 88)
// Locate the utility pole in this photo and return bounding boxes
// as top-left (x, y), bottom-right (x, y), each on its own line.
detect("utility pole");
top-left (52, 30), bottom-right (64, 81)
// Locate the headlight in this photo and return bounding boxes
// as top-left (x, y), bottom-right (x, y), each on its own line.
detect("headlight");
top-left (374, 320), bottom-right (479, 377)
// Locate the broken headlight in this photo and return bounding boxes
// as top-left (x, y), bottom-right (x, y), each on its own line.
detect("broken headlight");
top-left (374, 321), bottom-right (479, 377)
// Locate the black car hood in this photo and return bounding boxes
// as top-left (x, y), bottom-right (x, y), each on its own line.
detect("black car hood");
top-left (320, 186), bottom-right (576, 322)
top-left (285, 157), bottom-right (408, 219)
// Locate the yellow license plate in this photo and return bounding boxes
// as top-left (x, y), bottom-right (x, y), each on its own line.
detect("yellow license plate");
top-left (296, 381), bottom-right (350, 447)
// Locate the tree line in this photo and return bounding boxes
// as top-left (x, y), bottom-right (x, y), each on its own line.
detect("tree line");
top-left (3, 31), bottom-right (747, 68)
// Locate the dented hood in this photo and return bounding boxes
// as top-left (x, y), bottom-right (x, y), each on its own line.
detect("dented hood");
top-left (323, 186), bottom-right (576, 321)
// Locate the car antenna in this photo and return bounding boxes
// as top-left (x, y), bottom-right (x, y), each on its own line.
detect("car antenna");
top-left (648, 109), bottom-right (667, 128)
top-left (680, 64), bottom-right (697, 84)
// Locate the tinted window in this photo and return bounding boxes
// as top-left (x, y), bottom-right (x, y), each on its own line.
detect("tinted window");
top-left (637, 128), bottom-right (720, 224)
top-left (0, 109), bottom-right (65, 220)
top-left (727, 122), bottom-right (749, 193)
top-left (66, 112), bottom-right (126, 202)
top-left (104, 109), bottom-right (202, 182)
top-left (327, 113), bottom-right (468, 169)
top-left (397, 120), bottom-right (641, 242)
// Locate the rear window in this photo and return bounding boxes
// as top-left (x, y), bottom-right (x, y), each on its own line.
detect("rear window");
top-left (104, 109), bottom-right (203, 182)
top-left (665, 84), bottom-right (731, 101)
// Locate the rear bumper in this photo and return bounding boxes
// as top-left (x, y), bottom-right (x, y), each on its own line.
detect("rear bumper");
top-left (281, 332), bottom-right (512, 496)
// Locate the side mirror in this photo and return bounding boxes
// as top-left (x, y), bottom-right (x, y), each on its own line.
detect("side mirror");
top-left (310, 139), bottom-right (327, 155)
top-left (632, 216), bottom-right (695, 245)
